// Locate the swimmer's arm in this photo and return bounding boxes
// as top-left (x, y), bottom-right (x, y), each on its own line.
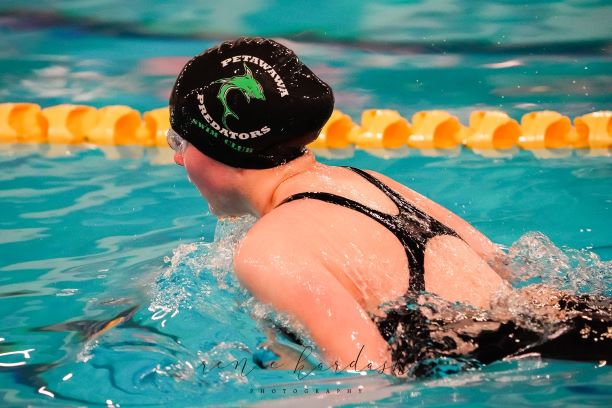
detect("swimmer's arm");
top-left (234, 233), bottom-right (392, 372)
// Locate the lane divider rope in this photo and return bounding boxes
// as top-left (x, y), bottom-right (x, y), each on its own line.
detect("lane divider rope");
top-left (0, 103), bottom-right (610, 150)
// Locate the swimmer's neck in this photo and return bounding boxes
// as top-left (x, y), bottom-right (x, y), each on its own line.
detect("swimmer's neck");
top-left (238, 151), bottom-right (318, 217)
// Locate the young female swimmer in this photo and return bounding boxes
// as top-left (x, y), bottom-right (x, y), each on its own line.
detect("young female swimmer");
top-left (168, 37), bottom-right (611, 374)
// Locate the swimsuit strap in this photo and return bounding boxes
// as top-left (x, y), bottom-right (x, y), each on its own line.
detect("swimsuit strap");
top-left (346, 167), bottom-right (422, 213)
top-left (345, 167), bottom-right (460, 237)
top-left (276, 167), bottom-right (462, 292)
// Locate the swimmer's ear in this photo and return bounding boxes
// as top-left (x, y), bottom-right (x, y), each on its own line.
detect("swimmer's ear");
top-left (174, 151), bottom-right (185, 166)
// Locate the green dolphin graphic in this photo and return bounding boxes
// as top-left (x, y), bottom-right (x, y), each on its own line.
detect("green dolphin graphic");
top-left (214, 63), bottom-right (266, 128)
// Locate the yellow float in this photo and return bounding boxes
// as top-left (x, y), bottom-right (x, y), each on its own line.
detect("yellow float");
top-left (309, 110), bottom-right (357, 149)
top-left (42, 104), bottom-right (99, 144)
top-left (463, 111), bottom-right (521, 150)
top-left (574, 111), bottom-right (611, 148)
top-left (349, 109), bottom-right (411, 149)
top-left (87, 105), bottom-right (142, 145)
top-left (409, 110), bottom-right (463, 149)
top-left (519, 110), bottom-right (573, 149)
top-left (0, 103), bottom-right (47, 143)
top-left (143, 107), bottom-right (171, 147)
top-left (0, 103), bottom-right (609, 152)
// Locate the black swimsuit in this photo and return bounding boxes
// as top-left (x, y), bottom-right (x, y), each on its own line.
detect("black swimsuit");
top-left (274, 166), bottom-right (612, 374)
top-left (279, 166), bottom-right (461, 292)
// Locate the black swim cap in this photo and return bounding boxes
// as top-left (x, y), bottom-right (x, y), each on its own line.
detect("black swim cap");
top-left (169, 37), bottom-right (334, 169)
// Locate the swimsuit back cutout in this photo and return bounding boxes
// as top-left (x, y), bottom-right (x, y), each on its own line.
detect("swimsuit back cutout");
top-left (277, 166), bottom-right (461, 292)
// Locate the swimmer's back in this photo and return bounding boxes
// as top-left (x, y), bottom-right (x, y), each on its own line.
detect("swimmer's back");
top-left (238, 165), bottom-right (505, 312)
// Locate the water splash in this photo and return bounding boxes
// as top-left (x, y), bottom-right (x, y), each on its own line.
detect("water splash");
top-left (198, 341), bottom-right (254, 385)
top-left (507, 232), bottom-right (611, 296)
top-left (149, 225), bottom-right (610, 384)
top-left (378, 232), bottom-right (611, 377)
top-left (143, 215), bottom-right (262, 389)
top-left (150, 215), bottom-right (256, 317)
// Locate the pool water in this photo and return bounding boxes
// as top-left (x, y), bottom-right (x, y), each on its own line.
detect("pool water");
top-left (1, 146), bottom-right (610, 406)
top-left (1, 4), bottom-right (612, 407)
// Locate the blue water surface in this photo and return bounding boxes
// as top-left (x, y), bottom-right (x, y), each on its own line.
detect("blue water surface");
top-left (0, 145), bottom-right (610, 406)
top-left (0, 5), bottom-right (611, 406)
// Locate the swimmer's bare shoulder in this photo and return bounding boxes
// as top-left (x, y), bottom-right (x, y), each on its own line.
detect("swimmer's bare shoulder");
top-left (234, 213), bottom-right (392, 368)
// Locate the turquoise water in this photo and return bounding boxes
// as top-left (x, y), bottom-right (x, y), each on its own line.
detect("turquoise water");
top-left (1, 1), bottom-right (610, 45)
top-left (0, 27), bottom-right (609, 119)
top-left (0, 146), bottom-right (610, 406)
top-left (1, 5), bottom-right (612, 407)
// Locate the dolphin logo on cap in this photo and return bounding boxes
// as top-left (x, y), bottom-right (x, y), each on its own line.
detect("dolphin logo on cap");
top-left (214, 63), bottom-right (266, 129)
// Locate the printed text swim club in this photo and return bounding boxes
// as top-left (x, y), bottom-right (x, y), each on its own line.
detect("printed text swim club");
top-left (196, 55), bottom-right (289, 141)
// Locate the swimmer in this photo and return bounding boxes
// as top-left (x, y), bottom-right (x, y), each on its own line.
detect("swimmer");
top-left (168, 37), bottom-right (611, 374)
